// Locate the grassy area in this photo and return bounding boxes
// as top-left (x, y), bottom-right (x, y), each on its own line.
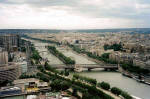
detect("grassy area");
top-left (47, 46), bottom-right (75, 64)
top-left (103, 43), bottom-right (122, 51)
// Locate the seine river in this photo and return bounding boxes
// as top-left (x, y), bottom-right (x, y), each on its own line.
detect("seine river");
top-left (21, 38), bottom-right (150, 99)
top-left (74, 71), bottom-right (150, 99)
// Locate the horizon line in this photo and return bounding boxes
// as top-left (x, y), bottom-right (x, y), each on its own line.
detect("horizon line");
top-left (0, 28), bottom-right (150, 30)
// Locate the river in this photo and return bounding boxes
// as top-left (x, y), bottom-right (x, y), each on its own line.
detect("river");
top-left (23, 38), bottom-right (150, 99)
top-left (72, 70), bottom-right (150, 99)
top-left (23, 38), bottom-right (63, 65)
top-left (56, 46), bottom-right (96, 64)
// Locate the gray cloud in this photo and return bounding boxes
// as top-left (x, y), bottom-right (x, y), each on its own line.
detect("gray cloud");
top-left (0, 0), bottom-right (150, 19)
top-left (0, 0), bottom-right (78, 7)
top-left (0, 0), bottom-right (150, 29)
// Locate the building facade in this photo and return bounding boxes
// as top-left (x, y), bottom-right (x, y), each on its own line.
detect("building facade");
top-left (0, 51), bottom-right (8, 64)
top-left (0, 34), bottom-right (20, 52)
top-left (0, 63), bottom-right (21, 83)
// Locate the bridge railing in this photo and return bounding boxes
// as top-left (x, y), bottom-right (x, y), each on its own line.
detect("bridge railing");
top-left (48, 64), bottom-right (118, 69)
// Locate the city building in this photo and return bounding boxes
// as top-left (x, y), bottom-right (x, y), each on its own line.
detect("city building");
top-left (14, 55), bottom-right (27, 73)
top-left (0, 50), bottom-right (21, 83)
top-left (0, 34), bottom-right (20, 52)
top-left (0, 51), bottom-right (8, 64)
top-left (12, 52), bottom-right (28, 73)
top-left (0, 63), bottom-right (21, 83)
top-left (17, 61), bottom-right (27, 73)
top-left (13, 78), bottom-right (48, 93)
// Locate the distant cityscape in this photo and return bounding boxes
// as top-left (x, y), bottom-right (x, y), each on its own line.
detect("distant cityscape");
top-left (0, 28), bottom-right (150, 34)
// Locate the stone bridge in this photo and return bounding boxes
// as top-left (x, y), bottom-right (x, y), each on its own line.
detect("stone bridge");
top-left (49, 64), bottom-right (118, 71)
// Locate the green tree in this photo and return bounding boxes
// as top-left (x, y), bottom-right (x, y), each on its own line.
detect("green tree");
top-left (64, 70), bottom-right (69, 76)
top-left (97, 82), bottom-right (110, 90)
top-left (111, 87), bottom-right (122, 96)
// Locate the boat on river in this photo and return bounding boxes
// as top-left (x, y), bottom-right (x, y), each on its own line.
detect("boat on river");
top-left (74, 67), bottom-right (83, 72)
top-left (131, 95), bottom-right (142, 99)
top-left (122, 72), bottom-right (132, 78)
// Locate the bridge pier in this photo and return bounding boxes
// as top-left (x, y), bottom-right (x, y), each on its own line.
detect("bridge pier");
top-left (88, 68), bottom-right (92, 71)
top-left (64, 68), bottom-right (74, 71)
top-left (110, 68), bottom-right (117, 71)
top-left (104, 68), bottom-right (108, 71)
top-left (65, 68), bottom-right (68, 71)
top-left (71, 68), bottom-right (74, 71)
top-left (104, 68), bottom-right (117, 71)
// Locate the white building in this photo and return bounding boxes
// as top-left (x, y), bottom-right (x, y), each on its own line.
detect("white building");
top-left (18, 61), bottom-right (27, 73)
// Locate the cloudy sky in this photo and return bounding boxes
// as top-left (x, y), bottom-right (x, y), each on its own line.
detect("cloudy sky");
top-left (0, 0), bottom-right (150, 29)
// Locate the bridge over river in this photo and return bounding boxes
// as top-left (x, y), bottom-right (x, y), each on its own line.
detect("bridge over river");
top-left (48, 64), bottom-right (118, 71)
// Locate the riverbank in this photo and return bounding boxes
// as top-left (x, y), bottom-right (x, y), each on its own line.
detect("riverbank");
top-left (72, 70), bottom-right (150, 99)
top-left (119, 66), bottom-right (150, 86)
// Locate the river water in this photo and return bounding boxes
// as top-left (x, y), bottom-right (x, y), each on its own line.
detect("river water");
top-left (73, 70), bottom-right (150, 99)
top-left (56, 46), bottom-right (96, 64)
top-left (22, 38), bottom-right (150, 99)
top-left (23, 38), bottom-right (63, 64)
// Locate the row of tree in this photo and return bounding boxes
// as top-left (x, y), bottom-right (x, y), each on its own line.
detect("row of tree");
top-left (73, 74), bottom-right (97, 85)
top-left (121, 63), bottom-right (149, 74)
top-left (111, 87), bottom-right (132, 99)
top-left (31, 46), bottom-right (41, 60)
top-left (19, 74), bottom-right (37, 79)
top-left (47, 46), bottom-right (75, 64)
top-left (97, 81), bottom-right (132, 99)
top-left (69, 44), bottom-right (117, 64)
